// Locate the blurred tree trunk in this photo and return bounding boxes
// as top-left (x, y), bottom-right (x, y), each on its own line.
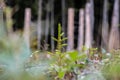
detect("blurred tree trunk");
top-left (61, 0), bottom-right (66, 51)
top-left (50, 0), bottom-right (55, 51)
top-left (90, 0), bottom-right (94, 48)
top-left (61, 0), bottom-right (66, 36)
top-left (85, 3), bottom-right (92, 48)
top-left (37, 0), bottom-right (42, 50)
top-left (109, 0), bottom-right (120, 50)
top-left (77, 9), bottom-right (84, 51)
top-left (67, 8), bottom-right (74, 51)
top-left (45, 2), bottom-right (50, 44)
top-left (4, 7), bottom-right (13, 36)
top-left (23, 8), bottom-right (31, 48)
top-left (101, 0), bottom-right (109, 50)
top-left (0, 1), bottom-right (6, 37)
top-left (90, 0), bottom-right (94, 35)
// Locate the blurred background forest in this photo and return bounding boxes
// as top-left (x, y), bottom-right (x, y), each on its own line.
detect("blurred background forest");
top-left (0, 0), bottom-right (120, 51)
top-left (0, 0), bottom-right (120, 80)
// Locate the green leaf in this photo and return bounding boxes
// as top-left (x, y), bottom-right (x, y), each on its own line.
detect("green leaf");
top-left (68, 51), bottom-right (78, 61)
top-left (58, 23), bottom-right (62, 35)
top-left (78, 54), bottom-right (87, 60)
top-left (52, 37), bottom-right (58, 41)
top-left (82, 46), bottom-right (88, 51)
top-left (58, 70), bottom-right (65, 79)
top-left (62, 38), bottom-right (67, 41)
top-left (47, 51), bottom-right (53, 56)
top-left (54, 64), bottom-right (60, 72)
top-left (60, 32), bottom-right (64, 36)
top-left (62, 44), bottom-right (67, 47)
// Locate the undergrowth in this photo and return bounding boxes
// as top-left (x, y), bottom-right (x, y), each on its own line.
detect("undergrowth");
top-left (0, 23), bottom-right (120, 80)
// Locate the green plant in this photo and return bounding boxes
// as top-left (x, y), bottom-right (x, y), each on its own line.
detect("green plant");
top-left (48, 24), bottom-right (87, 80)
top-left (52, 23), bottom-right (67, 52)
top-left (48, 23), bottom-right (67, 79)
top-left (102, 50), bottom-right (120, 80)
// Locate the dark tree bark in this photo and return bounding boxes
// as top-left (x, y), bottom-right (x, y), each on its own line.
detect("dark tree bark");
top-left (50, 0), bottom-right (55, 51)
top-left (61, 0), bottom-right (66, 36)
top-left (45, 2), bottom-right (50, 44)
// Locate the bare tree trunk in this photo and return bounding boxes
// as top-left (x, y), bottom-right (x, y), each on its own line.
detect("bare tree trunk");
top-left (23, 8), bottom-right (31, 48)
top-left (90, 0), bottom-right (94, 48)
top-left (61, 0), bottom-right (66, 51)
top-left (50, 0), bottom-right (55, 51)
top-left (45, 2), bottom-right (50, 43)
top-left (67, 8), bottom-right (74, 51)
top-left (90, 0), bottom-right (94, 34)
top-left (85, 3), bottom-right (92, 48)
top-left (37, 0), bottom-right (42, 50)
top-left (101, 0), bottom-right (109, 50)
top-left (45, 14), bottom-right (49, 43)
top-left (109, 0), bottom-right (120, 50)
top-left (77, 9), bottom-right (84, 51)
top-left (61, 0), bottom-right (66, 36)
top-left (0, 1), bottom-right (6, 38)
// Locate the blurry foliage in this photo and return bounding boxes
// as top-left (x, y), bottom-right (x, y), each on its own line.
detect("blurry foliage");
top-left (4, 6), bottom-right (13, 32)
top-left (0, 34), bottom-right (31, 80)
top-left (0, 33), bottom-right (52, 80)
top-left (102, 50), bottom-right (120, 80)
top-left (0, 23), bottom-right (120, 80)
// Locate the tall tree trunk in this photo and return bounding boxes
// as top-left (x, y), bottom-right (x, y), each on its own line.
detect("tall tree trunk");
top-left (50, 0), bottom-right (55, 51)
top-left (85, 3), bottom-right (92, 48)
top-left (4, 7), bottom-right (13, 35)
top-left (37, 0), bottom-right (42, 50)
top-left (45, 2), bottom-right (50, 43)
top-left (0, 1), bottom-right (6, 38)
top-left (61, 0), bottom-right (66, 36)
top-left (77, 9), bottom-right (84, 51)
top-left (61, 0), bottom-right (66, 51)
top-left (23, 8), bottom-right (31, 48)
top-left (67, 8), bottom-right (74, 51)
top-left (101, 0), bottom-right (109, 50)
top-left (109, 0), bottom-right (120, 50)
top-left (90, 0), bottom-right (94, 47)
top-left (90, 0), bottom-right (94, 34)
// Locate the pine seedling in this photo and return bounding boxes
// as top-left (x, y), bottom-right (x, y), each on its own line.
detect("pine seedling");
top-left (52, 23), bottom-right (67, 52)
